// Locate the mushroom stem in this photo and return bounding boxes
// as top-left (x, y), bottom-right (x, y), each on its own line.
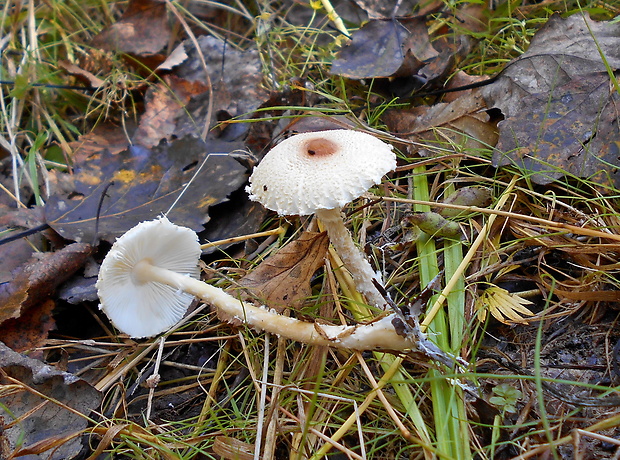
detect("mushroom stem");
top-left (132, 260), bottom-right (414, 351)
top-left (316, 208), bottom-right (386, 308)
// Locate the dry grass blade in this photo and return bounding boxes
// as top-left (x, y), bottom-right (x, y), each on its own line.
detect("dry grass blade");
top-left (381, 196), bottom-right (620, 243)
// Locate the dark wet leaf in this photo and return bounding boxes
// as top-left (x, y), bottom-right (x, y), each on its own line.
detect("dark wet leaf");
top-left (331, 16), bottom-right (469, 89)
top-left (172, 36), bottom-right (270, 140)
top-left (244, 83), bottom-right (308, 157)
top-left (0, 342), bottom-right (101, 459)
top-left (416, 35), bottom-right (470, 84)
top-left (482, 13), bottom-right (620, 186)
top-left (201, 198), bottom-right (268, 255)
top-left (286, 115), bottom-right (359, 134)
top-left (45, 137), bottom-right (247, 243)
top-left (238, 231), bottom-right (329, 312)
top-left (57, 275), bottom-right (98, 305)
top-left (331, 19), bottom-right (418, 78)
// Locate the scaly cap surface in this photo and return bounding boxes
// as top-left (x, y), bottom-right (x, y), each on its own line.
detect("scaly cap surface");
top-left (247, 130), bottom-right (396, 215)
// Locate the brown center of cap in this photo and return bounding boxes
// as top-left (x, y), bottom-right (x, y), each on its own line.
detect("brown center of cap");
top-left (304, 138), bottom-right (338, 157)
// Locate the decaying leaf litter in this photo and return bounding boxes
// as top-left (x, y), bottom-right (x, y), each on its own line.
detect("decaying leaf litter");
top-left (1, 0), bottom-right (620, 458)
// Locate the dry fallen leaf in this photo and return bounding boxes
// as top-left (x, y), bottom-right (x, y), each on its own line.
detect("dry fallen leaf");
top-left (351, 0), bottom-right (423, 19)
top-left (172, 36), bottom-right (270, 140)
top-left (133, 74), bottom-right (209, 148)
top-left (239, 231), bottom-right (329, 312)
top-left (68, 122), bottom-right (135, 163)
top-left (0, 299), bottom-right (56, 353)
top-left (212, 436), bottom-right (254, 460)
top-left (155, 42), bottom-right (189, 71)
top-left (91, 0), bottom-right (170, 57)
top-left (385, 89), bottom-right (498, 151)
top-left (58, 60), bottom-right (105, 88)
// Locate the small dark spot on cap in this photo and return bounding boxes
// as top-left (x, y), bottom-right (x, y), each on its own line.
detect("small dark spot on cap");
top-left (263, 185), bottom-right (268, 191)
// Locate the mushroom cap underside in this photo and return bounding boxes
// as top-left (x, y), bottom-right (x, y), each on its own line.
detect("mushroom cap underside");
top-left (246, 130), bottom-right (396, 216)
top-left (96, 216), bottom-right (201, 338)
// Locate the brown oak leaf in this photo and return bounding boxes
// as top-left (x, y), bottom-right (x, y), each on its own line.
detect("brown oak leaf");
top-left (238, 231), bottom-right (329, 312)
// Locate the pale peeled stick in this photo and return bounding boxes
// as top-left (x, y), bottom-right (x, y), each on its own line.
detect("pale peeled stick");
top-left (96, 217), bottom-right (200, 338)
top-left (246, 129), bottom-right (396, 216)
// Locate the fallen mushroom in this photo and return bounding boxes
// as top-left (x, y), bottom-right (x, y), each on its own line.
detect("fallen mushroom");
top-left (246, 129), bottom-right (396, 307)
top-left (96, 216), bottom-right (416, 350)
top-left (96, 217), bottom-right (200, 338)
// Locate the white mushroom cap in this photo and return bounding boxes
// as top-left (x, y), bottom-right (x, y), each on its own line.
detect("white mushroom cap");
top-left (96, 216), bottom-right (201, 338)
top-left (246, 130), bottom-right (396, 215)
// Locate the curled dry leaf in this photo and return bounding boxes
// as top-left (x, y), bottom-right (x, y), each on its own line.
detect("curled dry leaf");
top-left (57, 60), bottom-right (105, 88)
top-left (212, 436), bottom-right (254, 460)
top-left (404, 212), bottom-right (462, 239)
top-left (155, 42), bottom-right (189, 71)
top-left (238, 231), bottom-right (329, 312)
top-left (0, 243), bottom-right (92, 326)
top-left (439, 186), bottom-right (493, 218)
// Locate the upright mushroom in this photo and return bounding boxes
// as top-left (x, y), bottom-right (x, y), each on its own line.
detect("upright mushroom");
top-left (96, 216), bottom-right (416, 351)
top-left (246, 129), bottom-right (396, 307)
